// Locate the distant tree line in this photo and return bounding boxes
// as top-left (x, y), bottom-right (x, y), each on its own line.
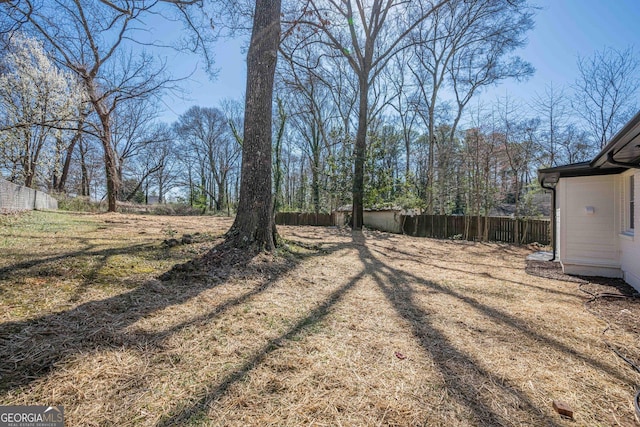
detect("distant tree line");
top-left (0, 0), bottom-right (638, 221)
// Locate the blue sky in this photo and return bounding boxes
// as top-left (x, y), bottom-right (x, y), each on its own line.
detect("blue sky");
top-left (158, 0), bottom-right (640, 124)
top-left (490, 0), bottom-right (640, 102)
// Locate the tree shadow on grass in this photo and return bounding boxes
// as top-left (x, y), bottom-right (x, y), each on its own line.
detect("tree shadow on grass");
top-left (0, 242), bottom-right (138, 280)
top-left (353, 232), bottom-right (634, 425)
top-left (154, 232), bottom-right (635, 425)
top-left (368, 245), bottom-right (581, 300)
top-left (155, 254), bottom-right (363, 426)
top-left (0, 236), bottom-right (207, 306)
top-left (157, 231), bottom-right (560, 426)
top-left (0, 238), bottom-right (347, 395)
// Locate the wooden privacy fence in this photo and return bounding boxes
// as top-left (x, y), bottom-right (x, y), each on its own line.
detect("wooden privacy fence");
top-left (275, 211), bottom-right (550, 245)
top-left (401, 215), bottom-right (550, 245)
top-left (275, 212), bottom-right (333, 226)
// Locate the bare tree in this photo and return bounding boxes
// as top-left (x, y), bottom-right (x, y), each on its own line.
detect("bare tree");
top-left (462, 106), bottom-right (502, 240)
top-left (130, 123), bottom-right (178, 204)
top-left (531, 83), bottom-right (568, 167)
top-left (496, 95), bottom-right (537, 221)
top-left (174, 105), bottom-right (239, 211)
top-left (574, 46), bottom-right (640, 148)
top-left (279, 51), bottom-right (337, 214)
top-left (410, 0), bottom-right (535, 212)
top-left (220, 98), bottom-right (245, 146)
top-left (54, 106), bottom-right (90, 192)
top-left (281, 50), bottom-right (358, 213)
top-left (294, 0), bottom-right (450, 229)
top-left (386, 52), bottom-right (420, 182)
top-left (74, 135), bottom-right (102, 199)
top-left (3, 0), bottom-right (200, 210)
top-left (121, 122), bottom-right (174, 202)
top-left (559, 124), bottom-right (591, 164)
top-left (272, 97), bottom-right (287, 214)
top-left (111, 97), bottom-right (162, 196)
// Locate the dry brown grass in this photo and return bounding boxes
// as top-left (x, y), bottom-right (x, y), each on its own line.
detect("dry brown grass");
top-left (1, 211), bottom-right (639, 426)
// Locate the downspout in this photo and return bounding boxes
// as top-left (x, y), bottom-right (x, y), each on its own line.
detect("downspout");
top-left (541, 179), bottom-right (557, 262)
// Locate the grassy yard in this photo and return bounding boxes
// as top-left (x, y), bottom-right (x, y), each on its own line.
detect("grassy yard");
top-left (1, 211), bottom-right (639, 426)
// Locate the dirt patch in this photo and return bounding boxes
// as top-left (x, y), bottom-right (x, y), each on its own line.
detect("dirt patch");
top-left (526, 260), bottom-right (587, 283)
top-left (1, 213), bottom-right (640, 426)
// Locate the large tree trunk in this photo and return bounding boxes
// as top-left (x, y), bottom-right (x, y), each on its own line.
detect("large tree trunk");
top-left (101, 126), bottom-right (119, 212)
top-left (311, 152), bottom-right (320, 215)
top-left (56, 139), bottom-right (76, 192)
top-left (79, 139), bottom-right (90, 197)
top-left (85, 76), bottom-right (118, 212)
top-left (273, 98), bottom-right (286, 215)
top-left (352, 74), bottom-right (369, 230)
top-left (23, 132), bottom-right (43, 189)
top-left (57, 113), bottom-right (87, 192)
top-left (226, 0), bottom-right (281, 251)
top-left (24, 156), bottom-right (35, 188)
top-left (426, 104), bottom-right (436, 215)
top-left (215, 171), bottom-right (227, 211)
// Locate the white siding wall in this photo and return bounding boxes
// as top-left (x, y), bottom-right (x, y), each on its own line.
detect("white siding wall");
top-left (363, 211), bottom-right (402, 234)
top-left (558, 175), bottom-right (622, 277)
top-left (555, 204), bottom-right (561, 259)
top-left (620, 170), bottom-right (640, 292)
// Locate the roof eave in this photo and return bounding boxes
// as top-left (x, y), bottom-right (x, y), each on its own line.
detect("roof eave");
top-left (591, 110), bottom-right (640, 168)
top-left (538, 162), bottom-right (627, 187)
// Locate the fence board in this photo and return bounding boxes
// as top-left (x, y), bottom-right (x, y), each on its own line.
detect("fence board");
top-left (401, 215), bottom-right (549, 245)
top-left (275, 212), bottom-right (333, 227)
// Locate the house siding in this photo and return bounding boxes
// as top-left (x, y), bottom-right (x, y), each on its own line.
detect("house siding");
top-left (554, 204), bottom-right (561, 259)
top-left (620, 170), bottom-right (640, 292)
top-left (559, 175), bottom-right (622, 278)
